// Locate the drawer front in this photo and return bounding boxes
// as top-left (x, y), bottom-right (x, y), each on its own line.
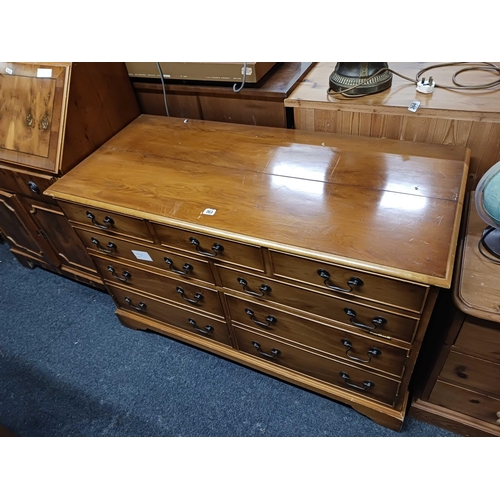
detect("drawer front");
top-left (93, 255), bottom-right (224, 317)
top-left (440, 351), bottom-right (500, 398)
top-left (0, 164), bottom-right (56, 202)
top-left (218, 266), bottom-right (418, 344)
top-left (454, 316), bottom-right (500, 363)
top-left (75, 228), bottom-right (214, 284)
top-left (233, 326), bottom-right (400, 405)
top-left (429, 380), bottom-right (500, 427)
top-left (226, 294), bottom-right (408, 377)
top-left (270, 251), bottom-right (428, 313)
top-left (109, 285), bottom-right (232, 347)
top-left (59, 201), bottom-right (154, 243)
top-left (153, 223), bottom-right (265, 271)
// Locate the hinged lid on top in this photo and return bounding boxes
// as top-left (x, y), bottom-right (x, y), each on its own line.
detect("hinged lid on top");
top-left (45, 114), bottom-right (470, 288)
top-left (0, 62), bottom-right (70, 174)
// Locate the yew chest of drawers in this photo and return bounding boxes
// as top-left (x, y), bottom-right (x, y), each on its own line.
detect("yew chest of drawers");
top-left (44, 114), bottom-right (469, 431)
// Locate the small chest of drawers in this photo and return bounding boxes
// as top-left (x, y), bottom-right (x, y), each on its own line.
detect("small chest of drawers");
top-left (412, 195), bottom-right (500, 436)
top-left (44, 115), bottom-right (469, 431)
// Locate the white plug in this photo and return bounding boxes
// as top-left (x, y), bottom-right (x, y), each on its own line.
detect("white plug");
top-left (416, 76), bottom-right (436, 94)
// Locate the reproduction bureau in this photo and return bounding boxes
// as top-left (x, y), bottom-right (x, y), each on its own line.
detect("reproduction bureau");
top-left (45, 114), bottom-right (469, 430)
top-left (411, 195), bottom-right (500, 436)
top-left (0, 62), bottom-right (140, 286)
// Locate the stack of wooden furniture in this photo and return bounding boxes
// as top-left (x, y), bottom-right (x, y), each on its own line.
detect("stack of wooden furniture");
top-left (45, 115), bottom-right (469, 430)
top-left (0, 62), bottom-right (140, 286)
top-left (411, 195), bottom-right (500, 436)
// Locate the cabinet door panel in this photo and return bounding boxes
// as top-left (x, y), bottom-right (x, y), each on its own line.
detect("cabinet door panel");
top-left (0, 63), bottom-right (68, 172)
top-left (0, 74), bottom-right (55, 157)
top-left (26, 198), bottom-right (96, 272)
top-left (0, 190), bottom-right (45, 258)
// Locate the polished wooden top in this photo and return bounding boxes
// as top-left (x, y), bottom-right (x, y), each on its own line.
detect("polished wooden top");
top-left (45, 114), bottom-right (469, 287)
top-left (454, 194), bottom-right (500, 321)
top-left (285, 62), bottom-right (500, 117)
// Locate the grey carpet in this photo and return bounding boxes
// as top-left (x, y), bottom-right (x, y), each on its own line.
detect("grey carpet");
top-left (0, 242), bottom-right (457, 437)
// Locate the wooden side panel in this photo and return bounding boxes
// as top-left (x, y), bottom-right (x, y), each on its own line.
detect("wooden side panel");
top-left (0, 190), bottom-right (46, 259)
top-left (26, 199), bottom-right (97, 274)
top-left (61, 62), bottom-right (140, 175)
top-left (294, 107), bottom-right (499, 191)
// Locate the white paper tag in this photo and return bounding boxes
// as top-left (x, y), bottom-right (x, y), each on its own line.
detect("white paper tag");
top-left (6, 67), bottom-right (12, 75)
top-left (37, 68), bottom-right (52, 78)
top-left (203, 208), bottom-right (217, 216)
top-left (131, 250), bottom-right (153, 261)
top-left (242, 66), bottom-right (253, 76)
top-left (408, 101), bottom-right (420, 113)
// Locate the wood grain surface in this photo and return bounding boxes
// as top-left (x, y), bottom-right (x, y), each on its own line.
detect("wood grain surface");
top-left (45, 114), bottom-right (470, 287)
top-left (453, 193), bottom-right (500, 320)
top-left (285, 62), bottom-right (500, 190)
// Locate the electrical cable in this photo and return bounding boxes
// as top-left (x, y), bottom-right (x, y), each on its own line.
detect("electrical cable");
top-left (233, 62), bottom-right (247, 93)
top-left (156, 62), bottom-right (170, 116)
top-left (416, 62), bottom-right (500, 90)
top-left (326, 62), bottom-right (500, 99)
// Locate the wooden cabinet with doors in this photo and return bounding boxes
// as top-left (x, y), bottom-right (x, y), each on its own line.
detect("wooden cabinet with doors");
top-left (0, 188), bottom-right (47, 263)
top-left (0, 62), bottom-right (140, 285)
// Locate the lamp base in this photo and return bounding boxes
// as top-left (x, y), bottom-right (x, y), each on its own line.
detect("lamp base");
top-left (329, 62), bottom-right (392, 96)
top-left (480, 226), bottom-right (500, 260)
